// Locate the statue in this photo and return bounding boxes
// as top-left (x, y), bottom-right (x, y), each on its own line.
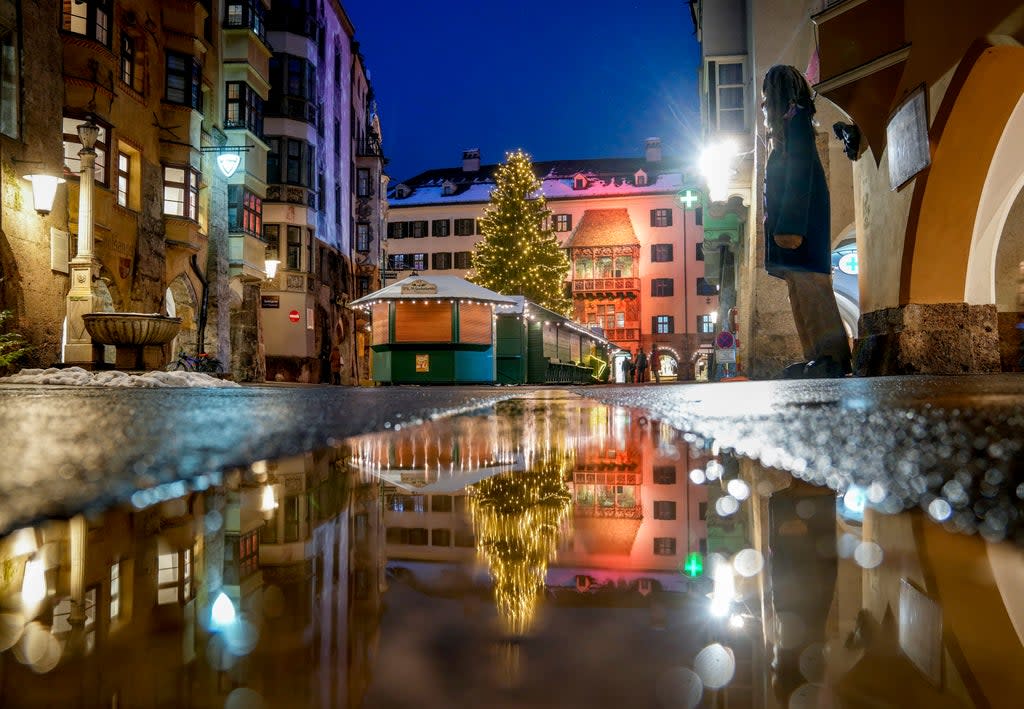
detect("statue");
top-left (762, 65), bottom-right (852, 378)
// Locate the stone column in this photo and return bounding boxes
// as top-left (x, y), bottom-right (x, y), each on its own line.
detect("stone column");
top-left (64, 141), bottom-right (103, 365)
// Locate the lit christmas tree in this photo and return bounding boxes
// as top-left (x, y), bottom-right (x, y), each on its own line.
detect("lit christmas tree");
top-left (469, 447), bottom-right (573, 637)
top-left (470, 150), bottom-right (571, 315)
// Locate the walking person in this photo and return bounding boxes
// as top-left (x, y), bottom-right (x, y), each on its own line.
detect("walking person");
top-left (762, 65), bottom-right (852, 378)
top-left (635, 348), bottom-right (649, 383)
top-left (651, 344), bottom-right (661, 384)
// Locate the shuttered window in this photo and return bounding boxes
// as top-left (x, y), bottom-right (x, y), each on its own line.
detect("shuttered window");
top-left (458, 303), bottom-right (491, 344)
top-left (371, 303), bottom-right (389, 344)
top-left (394, 302), bottom-right (452, 342)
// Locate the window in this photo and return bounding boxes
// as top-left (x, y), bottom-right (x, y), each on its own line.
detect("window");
top-left (697, 314), bottom-right (715, 334)
top-left (286, 226), bottom-right (302, 270)
top-left (710, 60), bottom-right (745, 132)
top-left (635, 171), bottom-right (648, 186)
top-left (431, 529), bottom-right (451, 547)
top-left (432, 219), bottom-right (450, 237)
top-left (166, 52), bottom-right (202, 111)
top-left (653, 537), bottom-right (677, 556)
top-left (109, 561), bottom-right (121, 621)
top-left (264, 224), bottom-right (279, 255)
top-left (385, 527), bottom-right (428, 545)
top-left (228, 186), bottom-right (262, 236)
top-left (454, 529), bottom-right (475, 547)
top-left (553, 214), bottom-right (572, 232)
top-left (225, 82), bottom-right (264, 136)
top-left (116, 151), bottom-right (130, 208)
top-left (410, 220), bottom-right (428, 238)
top-left (120, 35), bottom-right (138, 91)
top-left (267, 54), bottom-right (317, 124)
top-left (266, 137), bottom-right (314, 186)
top-left (650, 208), bottom-right (673, 227)
top-left (356, 168), bottom-right (371, 197)
top-left (225, 0), bottom-right (267, 43)
top-left (412, 253), bottom-right (427, 271)
top-left (453, 251), bottom-right (472, 269)
top-left (653, 465), bottom-right (676, 484)
top-left (696, 277), bottom-right (719, 296)
top-left (356, 223), bottom-right (371, 252)
top-left (591, 304), bottom-right (623, 331)
top-left (653, 315), bottom-right (675, 334)
top-left (651, 244), bottom-right (673, 262)
top-left (387, 253), bottom-right (411, 270)
top-left (432, 252), bottom-right (452, 270)
top-left (63, 116), bottom-right (108, 185)
top-left (157, 549), bottom-right (193, 604)
top-left (651, 278), bottom-right (674, 297)
top-left (0, 8), bottom-right (20, 139)
top-left (163, 166), bottom-right (199, 220)
top-left (696, 242), bottom-right (705, 261)
top-left (432, 495), bottom-right (453, 512)
top-left (62, 0), bottom-right (111, 45)
top-left (358, 276), bottom-right (371, 297)
top-left (573, 174), bottom-right (587, 190)
top-left (454, 218), bottom-right (475, 236)
top-left (653, 501), bottom-right (677, 520)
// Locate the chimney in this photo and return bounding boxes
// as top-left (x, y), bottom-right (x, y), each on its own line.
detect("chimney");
top-left (645, 137), bottom-right (662, 163)
top-left (462, 148), bottom-right (480, 172)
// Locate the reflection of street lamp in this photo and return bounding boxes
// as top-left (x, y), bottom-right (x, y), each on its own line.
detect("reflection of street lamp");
top-left (260, 483), bottom-right (279, 520)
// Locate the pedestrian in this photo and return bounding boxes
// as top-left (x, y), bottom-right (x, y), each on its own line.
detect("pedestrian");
top-left (627, 358), bottom-right (635, 384)
top-left (762, 65), bottom-right (852, 379)
top-left (651, 345), bottom-right (661, 384)
top-left (330, 344), bottom-right (343, 385)
top-left (636, 348), bottom-right (648, 383)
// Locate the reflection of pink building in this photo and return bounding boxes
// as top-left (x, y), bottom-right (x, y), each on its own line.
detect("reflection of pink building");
top-left (364, 401), bottom-right (708, 591)
top-left (556, 408), bottom-right (708, 590)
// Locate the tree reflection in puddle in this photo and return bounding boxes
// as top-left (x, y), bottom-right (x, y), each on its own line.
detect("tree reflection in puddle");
top-left (1, 397), bottom-right (1022, 707)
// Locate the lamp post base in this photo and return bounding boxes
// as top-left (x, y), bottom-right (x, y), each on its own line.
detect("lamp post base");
top-left (64, 257), bottom-right (103, 366)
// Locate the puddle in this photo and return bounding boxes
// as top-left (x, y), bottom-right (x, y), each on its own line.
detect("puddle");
top-left (0, 396), bottom-right (1021, 707)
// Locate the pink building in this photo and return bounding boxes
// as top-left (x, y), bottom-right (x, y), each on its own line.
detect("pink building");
top-left (385, 140), bottom-right (718, 380)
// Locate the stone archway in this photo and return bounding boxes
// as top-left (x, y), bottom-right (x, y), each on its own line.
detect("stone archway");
top-left (166, 274), bottom-right (199, 357)
top-left (902, 40), bottom-right (1024, 304)
top-left (991, 184), bottom-right (1024, 369)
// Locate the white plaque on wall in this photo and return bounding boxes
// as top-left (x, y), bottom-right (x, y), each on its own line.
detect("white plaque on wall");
top-left (887, 86), bottom-right (931, 190)
top-left (306, 307), bottom-right (314, 330)
top-left (50, 228), bottom-right (69, 273)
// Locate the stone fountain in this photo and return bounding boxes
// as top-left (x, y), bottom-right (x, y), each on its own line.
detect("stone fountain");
top-left (82, 313), bottom-right (182, 371)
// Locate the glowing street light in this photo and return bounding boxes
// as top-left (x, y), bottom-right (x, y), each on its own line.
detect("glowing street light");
top-left (699, 140), bottom-right (739, 202)
top-left (211, 591), bottom-right (237, 629)
top-left (24, 174), bottom-right (65, 215)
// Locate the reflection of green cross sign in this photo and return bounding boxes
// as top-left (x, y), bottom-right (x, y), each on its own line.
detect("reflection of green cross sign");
top-left (681, 552), bottom-right (704, 578)
top-left (678, 189), bottom-right (701, 210)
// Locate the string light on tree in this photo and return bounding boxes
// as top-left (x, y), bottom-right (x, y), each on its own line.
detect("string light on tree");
top-left (469, 149), bottom-right (571, 316)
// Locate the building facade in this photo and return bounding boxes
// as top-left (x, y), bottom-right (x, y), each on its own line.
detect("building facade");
top-left (693, 0), bottom-right (1024, 377)
top-left (0, 0), bottom-right (383, 382)
top-left (258, 0), bottom-right (386, 384)
top-left (384, 141), bottom-right (717, 380)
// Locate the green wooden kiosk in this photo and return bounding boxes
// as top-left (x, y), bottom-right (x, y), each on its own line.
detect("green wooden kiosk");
top-left (496, 296), bottom-right (615, 384)
top-left (350, 276), bottom-right (517, 384)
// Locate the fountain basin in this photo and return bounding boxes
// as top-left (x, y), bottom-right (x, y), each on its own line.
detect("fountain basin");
top-left (83, 313), bottom-right (182, 347)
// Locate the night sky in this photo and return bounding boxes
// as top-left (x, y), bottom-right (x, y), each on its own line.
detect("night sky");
top-left (346, 1), bottom-right (702, 183)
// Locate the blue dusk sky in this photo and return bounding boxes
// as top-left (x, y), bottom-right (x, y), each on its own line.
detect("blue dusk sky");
top-left (345, 1), bottom-right (702, 183)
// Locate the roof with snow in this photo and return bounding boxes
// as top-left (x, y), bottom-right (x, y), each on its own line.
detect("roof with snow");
top-left (349, 275), bottom-right (517, 306)
top-left (389, 156), bottom-right (695, 207)
top-left (566, 209), bottom-right (640, 248)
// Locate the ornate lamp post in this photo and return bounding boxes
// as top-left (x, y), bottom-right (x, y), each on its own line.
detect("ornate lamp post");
top-left (64, 117), bottom-right (103, 365)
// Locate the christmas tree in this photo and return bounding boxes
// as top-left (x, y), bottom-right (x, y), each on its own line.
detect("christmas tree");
top-left (470, 150), bottom-right (571, 314)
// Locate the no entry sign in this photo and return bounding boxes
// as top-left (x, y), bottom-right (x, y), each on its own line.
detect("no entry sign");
top-left (288, 309), bottom-right (300, 323)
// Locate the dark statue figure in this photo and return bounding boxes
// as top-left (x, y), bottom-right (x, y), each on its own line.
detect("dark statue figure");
top-left (762, 65), bottom-right (853, 378)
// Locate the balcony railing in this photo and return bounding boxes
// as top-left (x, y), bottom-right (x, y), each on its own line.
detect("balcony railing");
top-left (572, 277), bottom-right (640, 293)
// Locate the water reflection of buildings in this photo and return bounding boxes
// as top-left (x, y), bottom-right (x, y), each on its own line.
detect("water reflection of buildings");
top-left (352, 401), bottom-right (713, 630)
top-left (0, 451), bottom-right (383, 708)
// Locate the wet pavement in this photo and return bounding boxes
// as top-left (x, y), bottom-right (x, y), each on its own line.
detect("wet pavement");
top-left (0, 385), bottom-right (1022, 707)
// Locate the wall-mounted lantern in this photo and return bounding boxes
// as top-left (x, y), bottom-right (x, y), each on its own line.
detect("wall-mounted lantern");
top-left (24, 173), bottom-right (65, 215)
top-left (264, 248), bottom-right (280, 279)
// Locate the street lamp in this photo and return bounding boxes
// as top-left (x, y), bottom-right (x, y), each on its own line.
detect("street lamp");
top-left (699, 140), bottom-right (738, 202)
top-left (264, 249), bottom-right (280, 279)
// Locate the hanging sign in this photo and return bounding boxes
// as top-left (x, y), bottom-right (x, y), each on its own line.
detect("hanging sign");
top-left (400, 279), bottom-right (438, 295)
top-left (415, 354), bottom-right (430, 372)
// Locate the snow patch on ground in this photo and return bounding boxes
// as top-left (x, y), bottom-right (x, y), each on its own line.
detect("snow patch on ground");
top-left (0, 367), bottom-right (240, 388)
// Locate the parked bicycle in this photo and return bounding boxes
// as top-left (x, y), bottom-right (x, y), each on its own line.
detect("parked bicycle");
top-left (166, 351), bottom-right (225, 373)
